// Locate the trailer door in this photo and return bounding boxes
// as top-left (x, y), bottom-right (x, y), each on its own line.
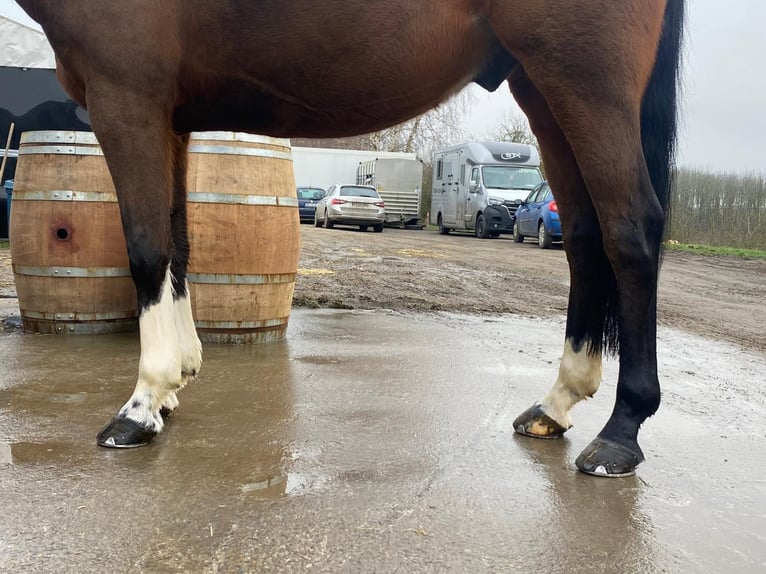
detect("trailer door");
top-left (461, 165), bottom-right (480, 229)
top-left (441, 153), bottom-right (460, 226)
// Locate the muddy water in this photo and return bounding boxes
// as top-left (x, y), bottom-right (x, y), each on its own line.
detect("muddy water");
top-left (0, 309), bottom-right (764, 573)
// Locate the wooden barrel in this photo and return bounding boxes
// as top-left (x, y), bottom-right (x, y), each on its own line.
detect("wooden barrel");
top-left (186, 132), bottom-right (299, 344)
top-left (9, 131), bottom-right (138, 334)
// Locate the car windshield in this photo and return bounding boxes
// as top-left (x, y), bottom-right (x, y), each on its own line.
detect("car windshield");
top-left (297, 187), bottom-right (325, 200)
top-left (482, 166), bottom-right (543, 190)
top-left (339, 186), bottom-right (380, 198)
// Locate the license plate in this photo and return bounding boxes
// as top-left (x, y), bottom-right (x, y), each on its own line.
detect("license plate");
top-left (352, 202), bottom-right (367, 208)
top-left (306, 202), bottom-right (316, 207)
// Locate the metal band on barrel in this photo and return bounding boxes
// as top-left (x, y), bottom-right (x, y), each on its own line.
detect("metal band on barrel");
top-left (13, 265), bottom-right (132, 278)
top-left (19, 145), bottom-right (104, 156)
top-left (187, 145), bottom-right (292, 160)
top-left (189, 132), bottom-right (290, 147)
top-left (187, 192), bottom-right (298, 207)
top-left (193, 317), bottom-right (288, 330)
top-left (187, 272), bottom-right (296, 284)
top-left (10, 190), bottom-right (117, 202)
top-left (20, 131), bottom-right (100, 145)
top-left (21, 310), bottom-right (138, 321)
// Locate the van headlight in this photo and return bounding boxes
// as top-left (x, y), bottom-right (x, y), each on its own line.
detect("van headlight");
top-left (487, 197), bottom-right (504, 206)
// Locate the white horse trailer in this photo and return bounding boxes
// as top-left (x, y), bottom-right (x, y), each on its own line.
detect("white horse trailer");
top-left (356, 157), bottom-right (424, 227)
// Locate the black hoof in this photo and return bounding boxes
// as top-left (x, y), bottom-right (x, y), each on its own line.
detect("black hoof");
top-left (575, 437), bottom-right (644, 477)
top-left (513, 404), bottom-right (569, 439)
top-left (159, 406), bottom-right (175, 419)
top-left (96, 416), bottom-right (157, 449)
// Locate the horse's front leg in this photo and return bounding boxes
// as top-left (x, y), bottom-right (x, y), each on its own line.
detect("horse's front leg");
top-left (162, 133), bottom-right (202, 418)
top-left (97, 264), bottom-right (183, 447)
top-left (90, 109), bottom-right (187, 448)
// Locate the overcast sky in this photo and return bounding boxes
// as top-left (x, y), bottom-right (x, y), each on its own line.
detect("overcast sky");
top-left (3, 0), bottom-right (763, 174)
top-left (464, 0), bottom-right (766, 175)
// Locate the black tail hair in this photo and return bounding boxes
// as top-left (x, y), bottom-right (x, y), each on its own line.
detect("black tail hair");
top-left (599, 0), bottom-right (685, 356)
top-left (641, 0), bottom-right (686, 214)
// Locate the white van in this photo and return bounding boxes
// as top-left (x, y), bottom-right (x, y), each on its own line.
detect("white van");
top-left (430, 142), bottom-right (543, 238)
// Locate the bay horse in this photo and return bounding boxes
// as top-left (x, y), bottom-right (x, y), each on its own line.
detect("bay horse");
top-left (16, 0), bottom-right (684, 477)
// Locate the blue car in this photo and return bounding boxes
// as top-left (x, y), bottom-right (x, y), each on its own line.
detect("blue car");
top-left (296, 186), bottom-right (326, 223)
top-left (513, 181), bottom-right (562, 249)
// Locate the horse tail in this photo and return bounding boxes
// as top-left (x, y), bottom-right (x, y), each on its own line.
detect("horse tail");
top-left (640, 0), bottom-right (686, 214)
top-left (599, 0), bottom-right (685, 357)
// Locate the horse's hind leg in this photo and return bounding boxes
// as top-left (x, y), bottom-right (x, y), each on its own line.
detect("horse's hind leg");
top-left (493, 1), bottom-right (667, 476)
top-left (506, 71), bottom-right (608, 438)
top-left (162, 133), bottom-right (202, 417)
top-left (540, 76), bottom-right (660, 477)
top-left (88, 93), bottom-right (185, 447)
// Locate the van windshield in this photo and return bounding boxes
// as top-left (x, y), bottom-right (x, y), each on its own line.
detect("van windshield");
top-left (482, 166), bottom-right (542, 190)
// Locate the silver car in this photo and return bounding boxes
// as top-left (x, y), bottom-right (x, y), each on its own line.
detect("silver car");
top-left (314, 184), bottom-right (386, 232)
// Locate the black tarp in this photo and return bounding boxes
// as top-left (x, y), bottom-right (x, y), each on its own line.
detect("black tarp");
top-left (0, 66), bottom-right (90, 239)
top-left (0, 66), bottom-right (91, 184)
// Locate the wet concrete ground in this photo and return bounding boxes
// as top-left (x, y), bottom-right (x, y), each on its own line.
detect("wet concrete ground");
top-left (1, 309), bottom-right (765, 573)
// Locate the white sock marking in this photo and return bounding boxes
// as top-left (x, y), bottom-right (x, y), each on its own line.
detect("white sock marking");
top-left (173, 282), bottom-right (202, 383)
top-left (118, 266), bottom-right (182, 431)
top-left (538, 339), bottom-right (602, 429)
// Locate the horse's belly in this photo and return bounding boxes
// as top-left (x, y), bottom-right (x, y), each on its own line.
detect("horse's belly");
top-left (174, 67), bottom-right (478, 138)
top-left (172, 0), bottom-right (496, 137)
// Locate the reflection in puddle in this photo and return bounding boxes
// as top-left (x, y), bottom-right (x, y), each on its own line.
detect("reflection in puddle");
top-left (240, 474), bottom-right (287, 495)
top-left (285, 471), bottom-right (330, 495)
top-left (294, 355), bottom-right (341, 365)
top-left (0, 441), bottom-right (82, 465)
top-left (0, 442), bottom-right (11, 465)
top-left (513, 433), bottom-right (657, 572)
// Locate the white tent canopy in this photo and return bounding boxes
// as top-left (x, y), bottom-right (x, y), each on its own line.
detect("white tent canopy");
top-left (0, 0), bottom-right (55, 69)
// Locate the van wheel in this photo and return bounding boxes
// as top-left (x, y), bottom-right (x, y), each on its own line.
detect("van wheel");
top-left (538, 222), bottom-right (552, 249)
top-left (513, 221), bottom-right (524, 243)
top-left (438, 214), bottom-right (450, 235)
top-left (475, 213), bottom-right (490, 239)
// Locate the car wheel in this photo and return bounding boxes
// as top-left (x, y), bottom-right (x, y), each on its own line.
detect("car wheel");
top-left (373, 223), bottom-right (384, 233)
top-left (513, 221), bottom-right (524, 243)
top-left (324, 211), bottom-right (334, 229)
top-left (359, 225), bottom-right (368, 232)
top-left (475, 213), bottom-right (490, 239)
top-left (538, 222), bottom-right (552, 249)
top-left (438, 214), bottom-right (450, 235)
top-left (314, 211), bottom-right (322, 227)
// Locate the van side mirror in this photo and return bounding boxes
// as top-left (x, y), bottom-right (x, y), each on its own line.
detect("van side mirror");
top-left (468, 181), bottom-right (479, 192)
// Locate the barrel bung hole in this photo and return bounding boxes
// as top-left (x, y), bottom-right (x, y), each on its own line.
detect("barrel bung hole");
top-left (56, 227), bottom-right (70, 241)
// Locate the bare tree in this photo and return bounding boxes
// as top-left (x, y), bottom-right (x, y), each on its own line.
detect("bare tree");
top-left (669, 168), bottom-right (766, 249)
top-left (363, 88), bottom-right (476, 160)
top-left (490, 111), bottom-right (539, 148)
top-left (488, 111), bottom-right (544, 176)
